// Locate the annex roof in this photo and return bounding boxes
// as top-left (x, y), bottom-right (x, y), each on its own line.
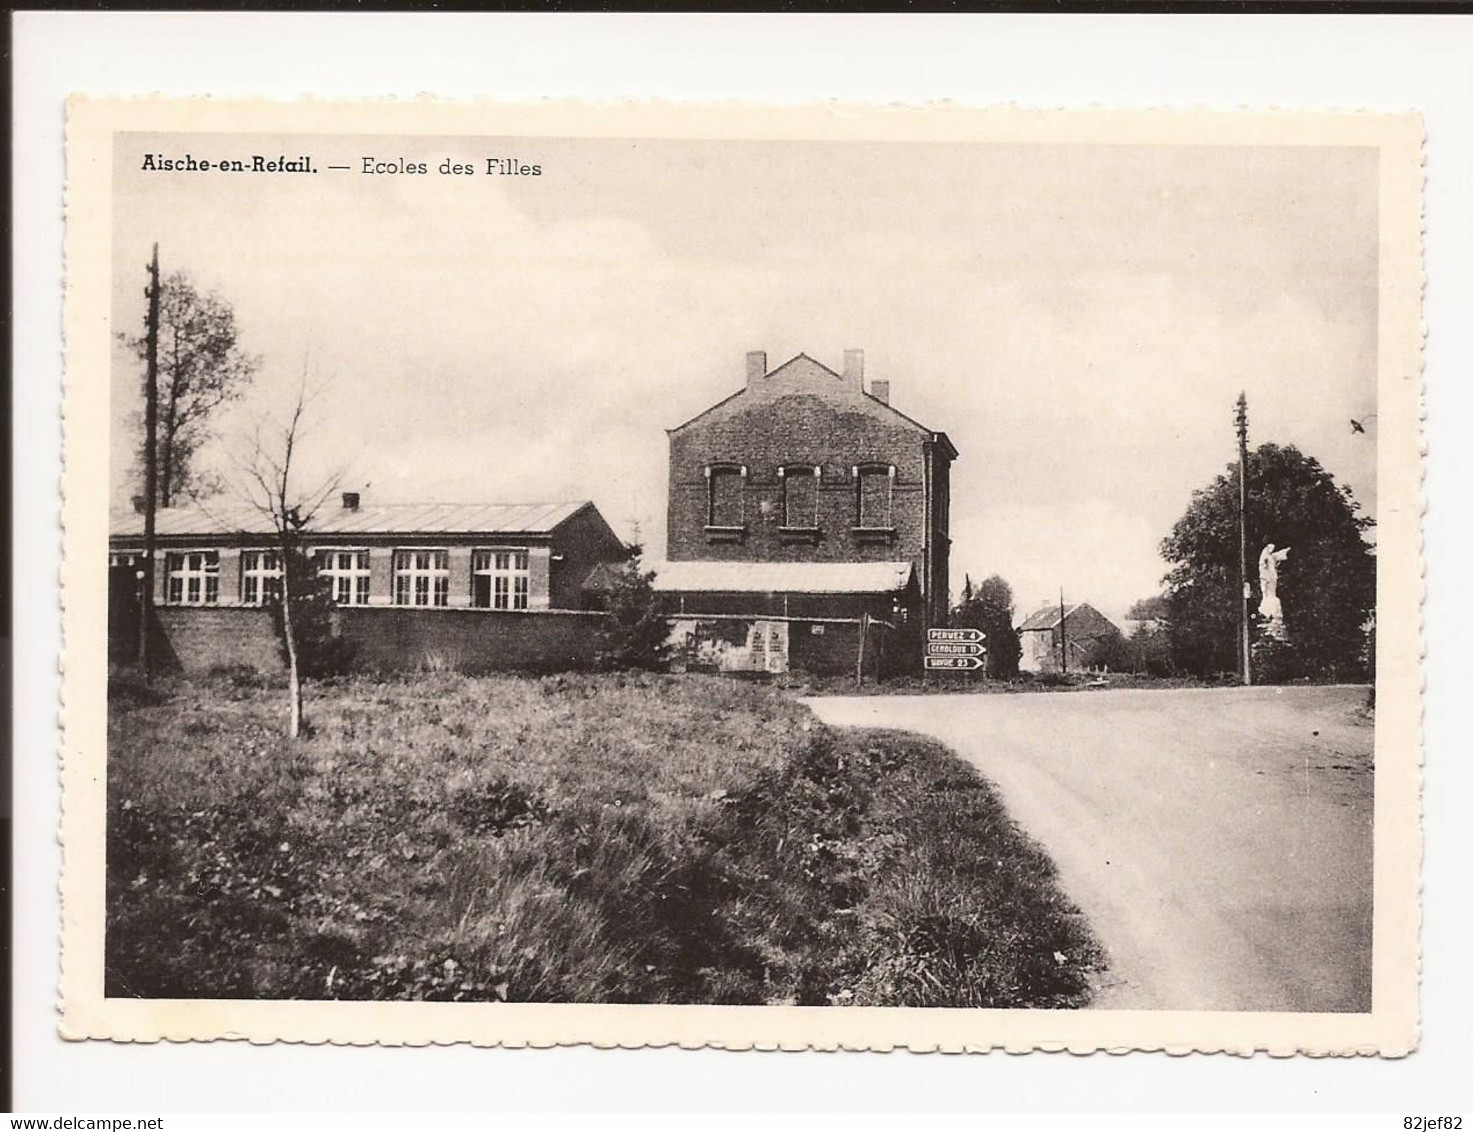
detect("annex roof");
top-left (650, 559), bottom-right (914, 595)
top-left (110, 500), bottom-right (593, 540)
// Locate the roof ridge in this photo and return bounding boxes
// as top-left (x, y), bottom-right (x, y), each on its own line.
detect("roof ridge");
top-left (123, 499), bottom-right (590, 510)
top-left (110, 499), bottom-right (595, 539)
top-left (323, 499), bottom-right (588, 507)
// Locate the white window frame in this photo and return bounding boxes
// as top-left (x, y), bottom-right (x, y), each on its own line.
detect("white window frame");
top-left (779, 464), bottom-right (822, 529)
top-left (165, 550), bottom-right (220, 606)
top-left (393, 548), bottom-right (449, 607)
top-left (472, 547), bottom-right (531, 611)
top-left (317, 547), bottom-right (372, 606)
top-left (239, 548), bottom-right (283, 606)
top-left (854, 463), bottom-right (897, 529)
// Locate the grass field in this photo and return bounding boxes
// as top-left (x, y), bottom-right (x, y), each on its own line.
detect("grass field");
top-left (106, 668), bottom-right (1101, 1007)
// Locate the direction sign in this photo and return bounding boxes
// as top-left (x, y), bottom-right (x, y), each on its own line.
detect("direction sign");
top-left (926, 642), bottom-right (985, 658)
top-left (927, 627), bottom-right (985, 644)
top-left (925, 655), bottom-right (984, 671)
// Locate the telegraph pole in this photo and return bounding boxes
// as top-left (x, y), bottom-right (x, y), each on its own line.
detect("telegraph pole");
top-left (138, 244), bottom-right (161, 675)
top-left (1235, 392), bottom-right (1252, 686)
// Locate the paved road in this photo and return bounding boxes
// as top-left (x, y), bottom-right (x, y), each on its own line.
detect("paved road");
top-left (804, 686), bottom-right (1374, 1012)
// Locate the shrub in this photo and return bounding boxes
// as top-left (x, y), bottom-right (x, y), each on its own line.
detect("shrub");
top-left (419, 650), bottom-right (461, 675)
top-left (271, 548), bottom-right (356, 680)
top-left (593, 545), bottom-right (669, 672)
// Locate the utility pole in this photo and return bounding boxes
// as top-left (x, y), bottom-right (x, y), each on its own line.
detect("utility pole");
top-left (1235, 392), bottom-right (1252, 686)
top-left (1059, 587), bottom-right (1068, 675)
top-left (138, 244), bottom-right (161, 675)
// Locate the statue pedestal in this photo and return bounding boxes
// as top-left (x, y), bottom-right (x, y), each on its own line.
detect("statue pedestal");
top-left (1252, 618), bottom-right (1295, 682)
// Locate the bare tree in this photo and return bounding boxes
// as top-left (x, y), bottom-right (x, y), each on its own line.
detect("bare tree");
top-left (235, 378), bottom-right (343, 739)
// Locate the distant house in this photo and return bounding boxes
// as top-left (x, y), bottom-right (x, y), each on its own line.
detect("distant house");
top-left (655, 348), bottom-right (955, 676)
top-left (108, 495), bottom-right (626, 674)
top-left (1125, 615), bottom-right (1165, 637)
top-left (1016, 602), bottom-right (1123, 673)
top-left (1124, 595), bottom-right (1170, 638)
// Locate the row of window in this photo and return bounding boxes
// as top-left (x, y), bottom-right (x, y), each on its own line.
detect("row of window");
top-left (161, 548), bottom-right (532, 610)
top-left (706, 464), bottom-right (896, 530)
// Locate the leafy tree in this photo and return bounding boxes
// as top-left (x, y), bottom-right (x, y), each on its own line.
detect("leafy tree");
top-left (953, 573), bottom-right (1022, 679)
top-left (594, 544), bottom-right (670, 672)
top-left (128, 270), bottom-right (259, 506)
top-left (1160, 443), bottom-right (1375, 681)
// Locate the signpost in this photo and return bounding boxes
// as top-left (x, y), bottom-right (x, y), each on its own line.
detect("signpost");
top-left (924, 655), bottom-right (984, 671)
top-left (925, 628), bottom-right (985, 673)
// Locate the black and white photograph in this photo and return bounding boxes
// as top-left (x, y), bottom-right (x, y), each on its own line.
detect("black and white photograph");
top-left (58, 99), bottom-right (1423, 1054)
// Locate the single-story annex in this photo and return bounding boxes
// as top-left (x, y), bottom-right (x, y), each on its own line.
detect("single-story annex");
top-left (108, 494), bottom-right (627, 674)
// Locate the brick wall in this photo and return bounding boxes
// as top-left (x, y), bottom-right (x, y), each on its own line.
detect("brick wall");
top-left (548, 504), bottom-right (627, 609)
top-left (152, 607), bottom-right (285, 675)
top-left (137, 598), bottom-right (920, 680)
top-left (668, 393), bottom-right (928, 567)
top-left (335, 607), bottom-right (604, 674)
top-left (141, 606), bottom-right (607, 676)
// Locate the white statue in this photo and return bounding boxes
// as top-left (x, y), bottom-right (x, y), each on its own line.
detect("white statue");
top-left (1257, 543), bottom-right (1291, 622)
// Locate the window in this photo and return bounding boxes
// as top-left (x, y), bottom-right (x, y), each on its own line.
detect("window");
top-left (393, 549), bottom-right (449, 607)
top-left (472, 548), bottom-right (530, 610)
top-left (856, 465), bottom-right (895, 529)
top-left (706, 465), bottom-right (746, 528)
top-left (240, 550), bottom-right (283, 606)
top-left (781, 465), bottom-right (820, 528)
top-left (165, 551), bottom-right (219, 605)
top-left (318, 549), bottom-right (371, 605)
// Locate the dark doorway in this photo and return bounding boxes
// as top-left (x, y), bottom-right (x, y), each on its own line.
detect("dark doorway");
top-left (108, 561), bottom-right (142, 662)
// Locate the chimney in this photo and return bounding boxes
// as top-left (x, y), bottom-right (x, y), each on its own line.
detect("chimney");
top-left (745, 350), bottom-right (767, 387)
top-left (341, 491), bottom-right (360, 511)
top-left (870, 379), bottom-right (890, 405)
top-left (843, 349), bottom-right (864, 390)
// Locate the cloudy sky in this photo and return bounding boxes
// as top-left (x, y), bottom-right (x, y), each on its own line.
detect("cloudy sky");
top-left (111, 132), bottom-right (1378, 623)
